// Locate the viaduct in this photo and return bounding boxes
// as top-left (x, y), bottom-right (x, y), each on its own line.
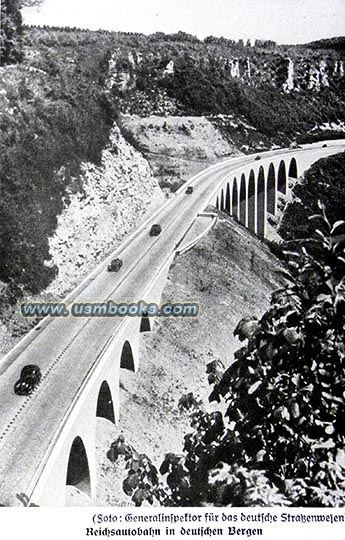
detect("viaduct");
top-left (0, 142), bottom-right (344, 505)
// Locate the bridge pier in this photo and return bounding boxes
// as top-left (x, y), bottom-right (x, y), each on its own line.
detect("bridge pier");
top-left (29, 256), bottom-right (173, 506)
top-left (30, 397), bottom-right (97, 506)
top-left (212, 151), bottom-right (308, 238)
top-left (12, 143), bottom-right (344, 506)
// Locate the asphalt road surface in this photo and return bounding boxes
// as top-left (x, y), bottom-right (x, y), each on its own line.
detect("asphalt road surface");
top-left (0, 141), bottom-right (344, 504)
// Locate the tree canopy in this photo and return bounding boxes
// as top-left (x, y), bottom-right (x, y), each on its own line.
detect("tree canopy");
top-left (109, 206), bottom-right (345, 507)
top-left (0, 0), bottom-right (24, 65)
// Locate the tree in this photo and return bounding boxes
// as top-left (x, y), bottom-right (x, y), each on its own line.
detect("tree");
top-left (0, 28), bottom-right (115, 295)
top-left (115, 207), bottom-right (345, 506)
top-left (0, 0), bottom-right (24, 64)
top-left (279, 153), bottom-right (345, 241)
top-left (0, 0), bottom-right (44, 65)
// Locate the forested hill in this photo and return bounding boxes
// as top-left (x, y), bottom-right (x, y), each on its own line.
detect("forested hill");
top-left (23, 26), bottom-right (345, 142)
top-left (0, 20), bottom-right (345, 305)
top-left (279, 152), bottom-right (345, 240)
top-left (304, 36), bottom-right (345, 51)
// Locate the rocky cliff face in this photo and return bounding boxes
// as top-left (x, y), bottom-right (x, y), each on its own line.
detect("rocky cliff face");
top-left (104, 38), bottom-right (345, 141)
top-left (119, 114), bottom-right (241, 192)
top-left (0, 123), bottom-right (163, 355)
top-left (45, 124), bottom-right (164, 297)
top-left (107, 45), bottom-right (345, 100)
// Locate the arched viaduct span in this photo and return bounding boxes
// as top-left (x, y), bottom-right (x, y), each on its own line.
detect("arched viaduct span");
top-left (210, 149), bottom-right (330, 238)
top-left (0, 141), bottom-right (344, 506)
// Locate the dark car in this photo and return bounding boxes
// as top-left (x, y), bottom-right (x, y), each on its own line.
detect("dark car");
top-left (14, 365), bottom-right (41, 396)
top-left (255, 155), bottom-right (261, 161)
top-left (322, 143), bottom-right (328, 148)
top-left (107, 258), bottom-right (123, 272)
top-left (149, 224), bottom-right (162, 236)
top-left (186, 186), bottom-right (194, 194)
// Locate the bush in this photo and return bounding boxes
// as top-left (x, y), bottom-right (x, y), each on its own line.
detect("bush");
top-left (0, 32), bottom-right (116, 294)
top-left (118, 210), bottom-right (345, 507)
top-left (279, 153), bottom-right (345, 240)
top-left (0, 0), bottom-right (24, 65)
top-left (165, 210), bottom-right (345, 506)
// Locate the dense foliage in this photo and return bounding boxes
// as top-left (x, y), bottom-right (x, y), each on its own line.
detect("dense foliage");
top-left (279, 152), bottom-right (345, 240)
top-left (0, 28), bottom-right (116, 296)
top-left (100, 31), bottom-right (345, 139)
top-left (158, 61), bottom-right (345, 138)
top-left (305, 37), bottom-right (345, 52)
top-left (1, 23), bottom-right (345, 297)
top-left (0, 1), bottom-right (43, 65)
top-left (113, 209), bottom-right (345, 507)
top-left (0, 0), bottom-right (24, 65)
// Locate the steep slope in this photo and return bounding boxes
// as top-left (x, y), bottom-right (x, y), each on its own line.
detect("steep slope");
top-left (70, 211), bottom-right (286, 506)
top-left (45, 124), bottom-right (163, 297)
top-left (0, 124), bottom-right (163, 355)
top-left (0, 28), bottom-right (166, 353)
top-left (278, 151), bottom-right (345, 240)
top-left (1, 25), bottom-right (344, 306)
top-left (22, 27), bottom-right (345, 146)
top-left (103, 32), bottom-right (345, 143)
top-left (120, 114), bottom-right (241, 190)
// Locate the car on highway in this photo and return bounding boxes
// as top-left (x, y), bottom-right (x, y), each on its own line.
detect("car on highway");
top-left (255, 155), bottom-right (261, 161)
top-left (322, 143), bottom-right (328, 148)
top-left (149, 224), bottom-right (162, 236)
top-left (14, 365), bottom-right (41, 396)
top-left (185, 186), bottom-right (194, 194)
top-left (107, 258), bottom-right (123, 272)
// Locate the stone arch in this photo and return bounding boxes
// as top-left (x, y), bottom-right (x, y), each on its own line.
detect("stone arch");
top-left (120, 340), bottom-right (135, 371)
top-left (232, 177), bottom-right (238, 219)
top-left (239, 173), bottom-right (246, 225)
top-left (225, 183), bottom-right (231, 214)
top-left (66, 436), bottom-right (91, 496)
top-left (267, 163), bottom-right (276, 214)
top-left (257, 166), bottom-right (266, 237)
top-left (278, 160), bottom-right (287, 194)
top-left (140, 313), bottom-right (151, 333)
top-left (247, 170), bottom-right (256, 233)
top-left (96, 381), bottom-right (115, 424)
top-left (289, 157), bottom-right (298, 178)
top-left (216, 195), bottom-right (219, 210)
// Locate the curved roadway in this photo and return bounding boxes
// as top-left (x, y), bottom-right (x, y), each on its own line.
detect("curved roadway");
top-left (0, 140), bottom-right (344, 503)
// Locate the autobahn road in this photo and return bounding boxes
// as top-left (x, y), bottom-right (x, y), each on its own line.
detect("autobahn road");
top-left (0, 140), bottom-right (344, 504)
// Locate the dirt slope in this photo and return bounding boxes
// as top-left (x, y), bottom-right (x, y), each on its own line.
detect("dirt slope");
top-left (120, 115), bottom-right (241, 192)
top-left (76, 211), bottom-right (286, 507)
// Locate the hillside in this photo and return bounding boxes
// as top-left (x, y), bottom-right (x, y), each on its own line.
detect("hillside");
top-left (0, 49), bottom-right (164, 355)
top-left (66, 211), bottom-right (285, 505)
top-left (1, 24), bottom-right (345, 348)
top-left (0, 17), bottom-right (344, 508)
top-left (20, 27), bottom-right (345, 144)
top-left (119, 114), bottom-right (240, 190)
top-left (304, 36), bottom-right (345, 52)
top-left (279, 152), bottom-right (345, 240)
top-left (101, 31), bottom-right (345, 141)
top-left (19, 26), bottom-right (345, 182)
